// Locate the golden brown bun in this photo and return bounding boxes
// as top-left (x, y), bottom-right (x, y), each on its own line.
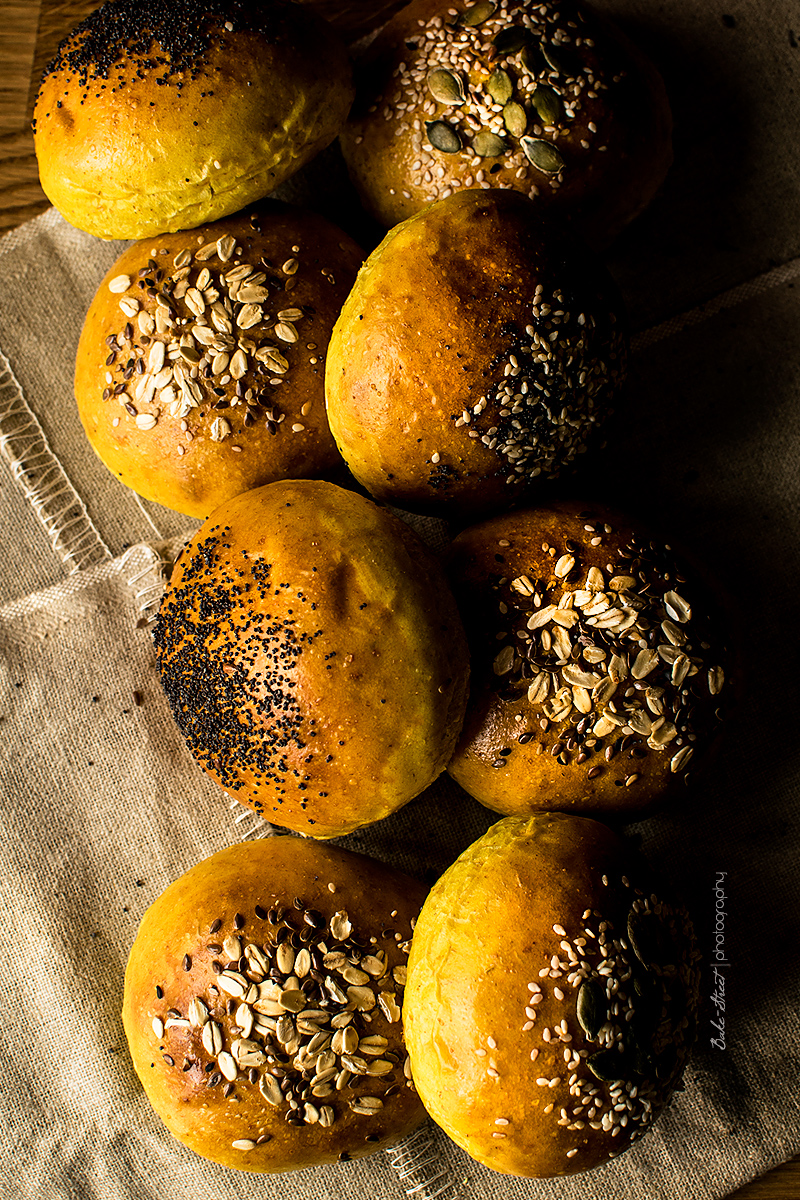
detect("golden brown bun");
top-left (404, 813), bottom-right (700, 1177)
top-left (340, 0), bottom-right (671, 247)
top-left (154, 479), bottom-right (470, 836)
top-left (75, 206), bottom-right (363, 518)
top-left (446, 501), bottom-right (730, 817)
top-left (122, 836), bottom-right (427, 1172)
top-left (34, 0), bottom-right (354, 240)
top-left (325, 189), bottom-right (626, 519)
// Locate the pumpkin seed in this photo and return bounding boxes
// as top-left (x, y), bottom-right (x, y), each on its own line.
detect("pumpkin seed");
top-left (627, 910), bottom-right (667, 968)
top-left (428, 68), bottom-right (465, 105)
top-left (425, 120), bottom-right (462, 153)
top-left (532, 84), bottom-right (562, 125)
top-left (492, 26), bottom-right (529, 56)
top-left (472, 130), bottom-right (507, 157)
top-left (633, 1046), bottom-right (655, 1077)
top-left (493, 644), bottom-right (515, 675)
top-left (631, 973), bottom-right (663, 1038)
top-left (520, 42), bottom-right (545, 74)
top-left (576, 979), bottom-right (606, 1039)
top-left (503, 101), bottom-right (527, 137)
top-left (521, 137), bottom-right (564, 173)
top-left (587, 1048), bottom-right (628, 1083)
top-left (486, 67), bottom-right (513, 104)
top-left (542, 42), bottom-right (568, 74)
top-left (459, 0), bottom-right (495, 25)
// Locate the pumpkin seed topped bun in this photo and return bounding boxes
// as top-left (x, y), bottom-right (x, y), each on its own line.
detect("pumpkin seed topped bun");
top-left (404, 813), bottom-right (701, 1177)
top-left (340, 0), bottom-right (671, 246)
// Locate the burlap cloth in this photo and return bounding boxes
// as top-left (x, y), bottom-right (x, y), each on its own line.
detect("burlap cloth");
top-left (1, 1), bottom-right (800, 1196)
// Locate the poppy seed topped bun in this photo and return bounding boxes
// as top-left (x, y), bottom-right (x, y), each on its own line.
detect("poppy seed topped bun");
top-left (153, 479), bottom-right (470, 837)
top-left (403, 813), bottom-right (701, 1177)
top-left (33, 0), bottom-right (354, 240)
top-left (75, 205), bottom-right (363, 518)
top-left (325, 189), bottom-right (627, 519)
top-left (123, 837), bottom-right (427, 1172)
top-left (445, 501), bottom-right (730, 818)
top-left (340, 0), bottom-right (671, 246)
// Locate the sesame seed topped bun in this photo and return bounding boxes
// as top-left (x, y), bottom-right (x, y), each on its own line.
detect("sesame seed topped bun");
top-left (122, 836), bottom-right (428, 1172)
top-left (33, 0), bottom-right (354, 240)
top-left (403, 813), bottom-right (701, 1178)
top-left (153, 479), bottom-right (470, 837)
top-left (325, 189), bottom-right (627, 519)
top-left (75, 205), bottom-right (363, 519)
top-left (340, 0), bottom-right (672, 246)
top-left (446, 500), bottom-right (731, 818)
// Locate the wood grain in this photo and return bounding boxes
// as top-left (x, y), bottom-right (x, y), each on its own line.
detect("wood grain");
top-left (0, 4), bottom-right (797, 1195)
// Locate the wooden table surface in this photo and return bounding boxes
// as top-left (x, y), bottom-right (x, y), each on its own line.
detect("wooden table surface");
top-left (0, 3), bottom-right (798, 1197)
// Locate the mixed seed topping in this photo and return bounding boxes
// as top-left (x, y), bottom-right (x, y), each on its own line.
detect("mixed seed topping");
top-left (148, 898), bottom-right (415, 1153)
top-left (443, 279), bottom-right (624, 490)
top-left (99, 224), bottom-right (324, 455)
top-left (361, 0), bottom-right (621, 207)
top-left (467, 515), bottom-right (727, 782)
top-left (480, 874), bottom-right (700, 1160)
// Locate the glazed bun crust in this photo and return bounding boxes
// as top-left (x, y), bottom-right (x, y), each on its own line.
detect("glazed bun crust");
top-left (404, 813), bottom-right (701, 1178)
top-left (446, 501), bottom-right (730, 817)
top-left (340, 0), bottom-right (671, 246)
top-left (75, 205), bottom-right (363, 519)
top-left (325, 189), bottom-right (626, 519)
top-left (34, 0), bottom-right (354, 240)
top-left (122, 836), bottom-right (427, 1172)
top-left (153, 479), bottom-right (470, 837)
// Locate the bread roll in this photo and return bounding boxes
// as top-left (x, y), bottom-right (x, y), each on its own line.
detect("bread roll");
top-left (123, 836), bottom-right (427, 1171)
top-left (33, 0), bottom-right (354, 240)
top-left (75, 205), bottom-right (363, 518)
top-left (445, 501), bottom-right (730, 817)
top-left (154, 479), bottom-right (470, 837)
top-left (404, 813), bottom-right (701, 1177)
top-left (339, 0), bottom-right (671, 245)
top-left (325, 189), bottom-right (627, 519)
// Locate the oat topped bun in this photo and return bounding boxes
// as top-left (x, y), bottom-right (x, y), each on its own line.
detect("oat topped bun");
top-left (75, 205), bottom-right (363, 519)
top-left (34, 0), bottom-right (354, 240)
top-left (446, 500), bottom-right (730, 818)
top-left (340, 0), bottom-right (672, 245)
top-left (122, 837), bottom-right (427, 1172)
top-left (403, 813), bottom-right (701, 1177)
